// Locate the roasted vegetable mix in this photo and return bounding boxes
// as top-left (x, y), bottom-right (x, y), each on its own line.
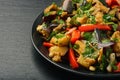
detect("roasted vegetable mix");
top-left (36, 0), bottom-right (120, 72)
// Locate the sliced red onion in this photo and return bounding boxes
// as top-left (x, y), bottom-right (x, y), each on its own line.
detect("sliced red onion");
top-left (98, 42), bottom-right (114, 49)
top-left (49, 23), bottom-right (59, 29)
top-left (94, 28), bottom-right (114, 49)
top-left (65, 27), bottom-right (77, 35)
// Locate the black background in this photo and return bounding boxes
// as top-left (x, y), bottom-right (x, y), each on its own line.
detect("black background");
top-left (0, 0), bottom-right (119, 80)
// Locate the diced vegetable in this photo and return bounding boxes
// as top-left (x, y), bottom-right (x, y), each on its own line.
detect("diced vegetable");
top-left (105, 0), bottom-right (112, 6)
top-left (105, 0), bottom-right (120, 7)
top-left (49, 46), bottom-right (68, 62)
top-left (70, 30), bottom-right (81, 44)
top-left (69, 48), bottom-right (79, 69)
top-left (114, 62), bottom-right (120, 72)
top-left (43, 42), bottom-right (54, 47)
top-left (74, 40), bottom-right (86, 54)
top-left (50, 33), bottom-right (70, 46)
top-left (78, 24), bottom-right (111, 32)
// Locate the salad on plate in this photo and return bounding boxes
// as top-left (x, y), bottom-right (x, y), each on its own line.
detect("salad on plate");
top-left (36, 0), bottom-right (120, 73)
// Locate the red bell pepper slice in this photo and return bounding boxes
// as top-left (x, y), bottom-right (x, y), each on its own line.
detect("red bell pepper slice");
top-left (43, 42), bottom-right (53, 47)
top-left (78, 24), bottom-right (111, 32)
top-left (114, 62), bottom-right (120, 72)
top-left (106, 0), bottom-right (112, 6)
top-left (105, 0), bottom-right (120, 7)
top-left (70, 30), bottom-right (80, 44)
top-left (69, 48), bottom-right (79, 69)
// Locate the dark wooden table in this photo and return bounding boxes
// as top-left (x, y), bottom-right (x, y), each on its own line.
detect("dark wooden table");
top-left (0, 0), bottom-right (119, 80)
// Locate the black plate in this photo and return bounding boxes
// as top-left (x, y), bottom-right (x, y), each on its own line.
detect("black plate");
top-left (31, 12), bottom-right (120, 78)
top-left (31, 1), bottom-right (120, 78)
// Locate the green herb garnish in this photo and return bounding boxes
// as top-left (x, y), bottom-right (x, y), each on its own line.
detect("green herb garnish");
top-left (103, 14), bottom-right (113, 22)
top-left (47, 31), bottom-right (57, 41)
top-left (73, 44), bottom-right (80, 49)
top-left (55, 33), bottom-right (65, 39)
top-left (83, 32), bottom-right (93, 41)
top-left (57, 10), bottom-right (63, 15)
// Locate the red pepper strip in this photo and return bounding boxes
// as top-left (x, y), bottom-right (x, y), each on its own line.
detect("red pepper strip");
top-left (69, 48), bottom-right (79, 69)
top-left (106, 0), bottom-right (112, 6)
top-left (116, 0), bottom-right (120, 5)
top-left (78, 24), bottom-right (111, 32)
top-left (70, 30), bottom-right (80, 44)
top-left (43, 42), bottom-right (53, 47)
top-left (106, 0), bottom-right (120, 7)
top-left (114, 62), bottom-right (120, 72)
top-left (66, 27), bottom-right (71, 31)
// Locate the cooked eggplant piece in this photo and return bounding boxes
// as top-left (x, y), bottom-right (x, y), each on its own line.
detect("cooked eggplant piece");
top-left (43, 11), bottom-right (57, 22)
top-left (49, 23), bottom-right (59, 29)
top-left (117, 22), bottom-right (120, 31)
top-left (43, 3), bottom-right (60, 22)
top-left (115, 52), bottom-right (120, 61)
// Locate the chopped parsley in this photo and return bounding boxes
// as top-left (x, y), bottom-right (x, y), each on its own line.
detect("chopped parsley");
top-left (103, 14), bottom-right (113, 22)
top-left (73, 44), bottom-right (80, 49)
top-left (83, 32), bottom-right (93, 41)
top-left (83, 42), bottom-right (96, 58)
top-left (57, 10), bottom-right (63, 15)
top-left (55, 33), bottom-right (65, 39)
